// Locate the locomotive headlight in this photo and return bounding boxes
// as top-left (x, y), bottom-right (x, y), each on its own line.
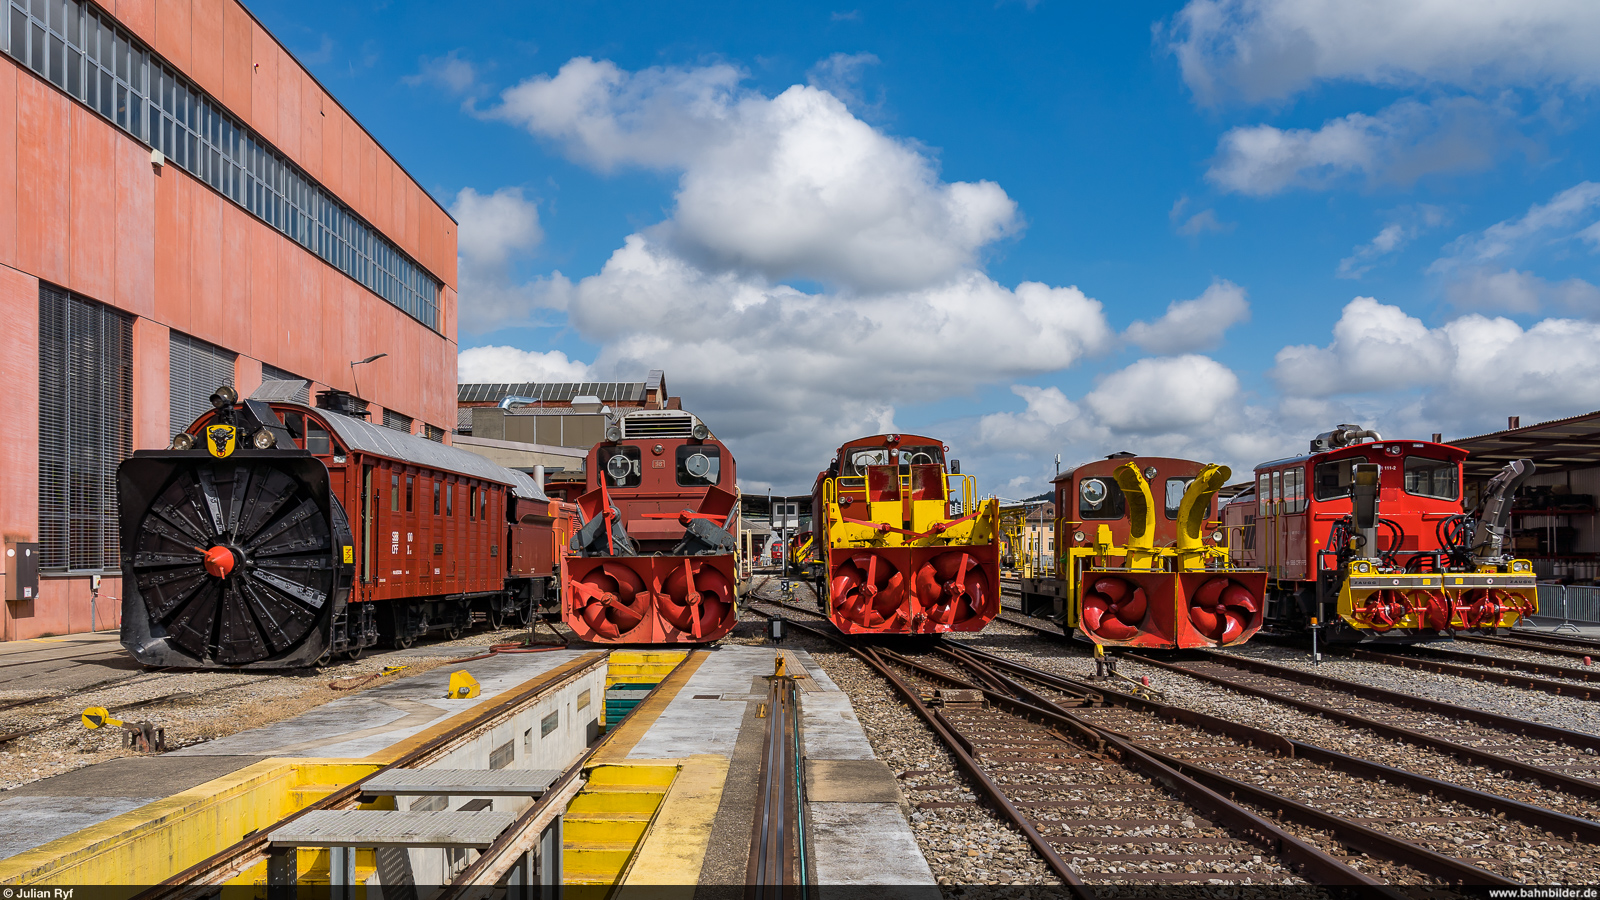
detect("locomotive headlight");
top-left (1511, 560), bottom-right (1531, 572)
top-left (692, 424), bottom-right (709, 440)
top-left (605, 425), bottom-right (623, 442)
top-left (1354, 561), bottom-right (1372, 574)
top-left (1211, 530), bottom-right (1224, 542)
top-left (170, 432), bottom-right (195, 450)
top-left (209, 385), bottom-right (239, 409)
top-left (252, 429), bottom-right (277, 450)
top-left (1143, 466), bottom-right (1158, 480)
top-left (1073, 531), bottom-right (1086, 542)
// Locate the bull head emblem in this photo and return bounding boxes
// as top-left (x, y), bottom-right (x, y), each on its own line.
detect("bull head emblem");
top-left (205, 424), bottom-right (237, 458)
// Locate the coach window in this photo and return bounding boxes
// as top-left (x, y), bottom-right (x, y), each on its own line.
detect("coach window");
top-left (1283, 468), bottom-right (1305, 513)
top-left (676, 445), bottom-right (722, 486)
top-left (468, 486), bottom-right (476, 521)
top-left (433, 481), bottom-right (441, 515)
top-left (1163, 478), bottom-right (1194, 519)
top-left (306, 421), bottom-right (331, 455)
top-left (480, 488), bottom-right (489, 520)
top-left (1271, 471), bottom-right (1281, 515)
top-left (391, 474), bottom-right (399, 511)
top-left (1314, 459), bottom-right (1355, 501)
top-left (1404, 457), bottom-right (1459, 500)
top-left (1079, 477), bottom-right (1126, 520)
top-left (447, 484), bottom-right (454, 516)
top-left (600, 446), bottom-right (642, 488)
top-left (405, 476), bottom-right (414, 512)
top-left (1257, 473), bottom-right (1269, 516)
top-left (897, 445), bottom-right (943, 469)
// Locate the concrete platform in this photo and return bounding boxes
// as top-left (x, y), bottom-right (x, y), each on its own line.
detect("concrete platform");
top-left (584, 644), bottom-right (935, 888)
top-left (0, 649), bottom-right (606, 876)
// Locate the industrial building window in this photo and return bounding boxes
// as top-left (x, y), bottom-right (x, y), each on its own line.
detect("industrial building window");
top-left (424, 424), bottom-right (445, 443)
top-left (38, 284), bottom-right (132, 571)
top-left (541, 710), bottom-right (559, 738)
top-left (261, 364), bottom-right (309, 403)
top-left (2, 0), bottom-right (441, 331)
top-left (382, 409), bottom-right (412, 433)
top-left (169, 332), bottom-right (235, 437)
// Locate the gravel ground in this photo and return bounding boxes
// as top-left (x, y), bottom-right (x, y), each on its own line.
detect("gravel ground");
top-left (1210, 643), bottom-right (1600, 738)
top-left (0, 622), bottom-right (562, 792)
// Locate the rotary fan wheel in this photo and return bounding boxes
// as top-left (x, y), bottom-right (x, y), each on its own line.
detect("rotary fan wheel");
top-left (1080, 576), bottom-right (1147, 641)
top-left (658, 560), bottom-right (737, 641)
top-left (830, 554), bottom-right (907, 630)
top-left (128, 462), bottom-right (338, 666)
top-left (571, 563), bottom-right (652, 640)
top-left (1187, 576), bottom-right (1262, 644)
top-left (913, 551), bottom-right (992, 629)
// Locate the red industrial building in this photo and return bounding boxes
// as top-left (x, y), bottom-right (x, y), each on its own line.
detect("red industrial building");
top-left (0, 0), bottom-right (459, 640)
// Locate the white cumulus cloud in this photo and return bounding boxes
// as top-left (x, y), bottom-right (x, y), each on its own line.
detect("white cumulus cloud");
top-left (1207, 97), bottom-right (1508, 196)
top-left (457, 346), bottom-right (592, 383)
top-left (1337, 205), bottom-right (1447, 278)
top-left (1165, 0), bottom-right (1600, 105)
top-left (1124, 280), bottom-right (1250, 354)
top-left (450, 187), bottom-right (565, 335)
top-left (492, 58), bottom-right (1020, 292)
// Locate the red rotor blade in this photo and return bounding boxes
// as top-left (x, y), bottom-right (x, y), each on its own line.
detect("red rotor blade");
top-left (1093, 578), bottom-right (1128, 604)
top-left (1220, 611), bottom-right (1245, 643)
top-left (1190, 606), bottom-right (1223, 639)
top-left (1192, 577), bottom-right (1227, 609)
top-left (1220, 584), bottom-right (1260, 613)
top-left (1117, 587), bottom-right (1148, 624)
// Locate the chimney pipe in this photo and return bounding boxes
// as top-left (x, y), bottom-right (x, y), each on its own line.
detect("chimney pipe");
top-left (1508, 416), bottom-right (1521, 429)
top-left (1431, 433), bottom-right (1442, 443)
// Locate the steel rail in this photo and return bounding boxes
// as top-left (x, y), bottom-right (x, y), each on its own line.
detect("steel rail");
top-left (1341, 646), bottom-right (1599, 699)
top-left (137, 650), bottom-right (615, 894)
top-left (952, 644), bottom-right (1600, 847)
top-left (937, 645), bottom-right (1523, 887)
top-left (744, 604), bottom-right (1093, 893)
top-left (1458, 633), bottom-right (1600, 661)
top-left (752, 604), bottom-right (1394, 890)
top-left (919, 645), bottom-right (1393, 888)
top-left (748, 673), bottom-right (801, 893)
top-left (1128, 653), bottom-right (1600, 802)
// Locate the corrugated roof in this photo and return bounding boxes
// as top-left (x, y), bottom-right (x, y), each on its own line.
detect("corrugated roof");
top-left (1450, 410), bottom-right (1600, 479)
top-left (295, 403), bottom-right (547, 500)
top-left (457, 382), bottom-right (647, 404)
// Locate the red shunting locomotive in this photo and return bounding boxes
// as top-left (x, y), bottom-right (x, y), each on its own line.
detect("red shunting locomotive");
top-left (562, 409), bottom-right (741, 643)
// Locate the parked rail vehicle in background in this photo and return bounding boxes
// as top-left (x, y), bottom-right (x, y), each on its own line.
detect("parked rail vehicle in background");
top-left (810, 434), bottom-right (1001, 634)
top-left (1018, 455), bottom-right (1267, 649)
top-left (563, 409), bottom-right (742, 644)
top-left (1222, 425), bottom-right (1538, 641)
top-left (119, 386), bottom-right (572, 669)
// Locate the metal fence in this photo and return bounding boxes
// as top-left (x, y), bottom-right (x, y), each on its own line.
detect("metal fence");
top-left (1533, 584), bottom-right (1600, 625)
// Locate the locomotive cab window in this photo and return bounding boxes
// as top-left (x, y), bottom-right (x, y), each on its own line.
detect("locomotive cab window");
top-left (897, 445), bottom-right (944, 470)
top-left (676, 445), bottom-right (722, 486)
top-left (1314, 459), bottom-right (1356, 501)
top-left (1164, 478), bottom-right (1194, 519)
top-left (1079, 477), bottom-right (1127, 520)
top-left (846, 449), bottom-right (889, 476)
top-left (1404, 457), bottom-right (1459, 500)
top-left (600, 446), bottom-right (642, 488)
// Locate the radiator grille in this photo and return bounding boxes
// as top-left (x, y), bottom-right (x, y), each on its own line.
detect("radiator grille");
top-left (622, 414), bottom-right (694, 439)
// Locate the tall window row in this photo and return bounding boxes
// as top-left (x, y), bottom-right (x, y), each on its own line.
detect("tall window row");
top-left (39, 283), bottom-right (132, 572)
top-left (6, 0), bottom-right (442, 331)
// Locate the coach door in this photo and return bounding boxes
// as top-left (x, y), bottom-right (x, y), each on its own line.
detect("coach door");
top-left (362, 464), bottom-right (375, 588)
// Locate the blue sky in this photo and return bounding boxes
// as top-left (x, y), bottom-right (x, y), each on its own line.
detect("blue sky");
top-left (256, 0), bottom-right (1600, 495)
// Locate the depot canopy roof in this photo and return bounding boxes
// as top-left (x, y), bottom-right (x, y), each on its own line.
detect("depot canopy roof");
top-left (1451, 410), bottom-right (1600, 479)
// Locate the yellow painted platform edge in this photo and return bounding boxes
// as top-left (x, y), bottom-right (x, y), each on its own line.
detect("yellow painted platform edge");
top-left (619, 754), bottom-right (731, 885)
top-left (590, 651), bottom-right (708, 765)
top-left (0, 757), bottom-right (378, 885)
top-left (368, 649), bottom-right (609, 763)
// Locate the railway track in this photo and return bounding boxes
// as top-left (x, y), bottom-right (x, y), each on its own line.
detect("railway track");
top-left (1248, 632), bottom-right (1600, 699)
top-left (746, 588), bottom-right (1566, 886)
top-left (1460, 632), bottom-right (1600, 661)
top-left (1130, 652), bottom-right (1600, 805)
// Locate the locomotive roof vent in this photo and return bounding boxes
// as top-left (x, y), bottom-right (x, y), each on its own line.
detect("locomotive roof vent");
top-left (315, 388), bottom-right (371, 419)
top-left (1310, 424), bottom-right (1382, 453)
top-left (620, 410), bottom-right (700, 439)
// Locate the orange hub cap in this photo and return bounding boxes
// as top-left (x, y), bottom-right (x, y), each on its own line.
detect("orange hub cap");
top-left (203, 546), bottom-right (236, 578)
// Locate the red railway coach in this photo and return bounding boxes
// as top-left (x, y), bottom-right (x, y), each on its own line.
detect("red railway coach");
top-left (1223, 425), bottom-right (1538, 640)
top-left (1019, 455), bottom-right (1267, 649)
top-left (118, 388), bottom-right (567, 668)
top-left (810, 435), bottom-right (1002, 634)
top-left (562, 409), bottom-right (742, 644)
